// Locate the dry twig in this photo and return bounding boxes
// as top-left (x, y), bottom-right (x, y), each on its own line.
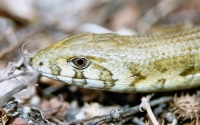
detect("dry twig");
top-left (69, 96), bottom-right (172, 125)
top-left (0, 83), bottom-right (28, 108)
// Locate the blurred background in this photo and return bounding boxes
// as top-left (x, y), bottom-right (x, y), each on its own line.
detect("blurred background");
top-left (0, 0), bottom-right (200, 124)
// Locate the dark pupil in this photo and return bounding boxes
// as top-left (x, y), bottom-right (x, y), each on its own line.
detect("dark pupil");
top-left (77, 58), bottom-right (84, 65)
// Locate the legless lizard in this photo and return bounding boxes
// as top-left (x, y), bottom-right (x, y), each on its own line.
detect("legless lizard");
top-left (32, 27), bottom-right (200, 92)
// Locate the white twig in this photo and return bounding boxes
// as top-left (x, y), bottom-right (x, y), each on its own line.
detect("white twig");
top-left (139, 94), bottom-right (159, 125)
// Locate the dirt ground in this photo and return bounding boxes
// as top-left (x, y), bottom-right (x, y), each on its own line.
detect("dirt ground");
top-left (0, 0), bottom-right (200, 124)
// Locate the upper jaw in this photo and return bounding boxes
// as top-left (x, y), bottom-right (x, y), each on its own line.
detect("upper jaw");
top-left (40, 72), bottom-right (74, 85)
top-left (40, 72), bottom-right (107, 90)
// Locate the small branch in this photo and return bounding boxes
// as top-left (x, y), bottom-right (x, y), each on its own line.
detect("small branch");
top-left (0, 84), bottom-right (28, 108)
top-left (0, 71), bottom-right (32, 83)
top-left (122, 96), bottom-right (173, 117)
top-left (79, 96), bottom-right (173, 125)
top-left (139, 94), bottom-right (159, 125)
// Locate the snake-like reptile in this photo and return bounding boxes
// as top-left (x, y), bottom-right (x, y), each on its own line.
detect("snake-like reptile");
top-left (32, 27), bottom-right (200, 92)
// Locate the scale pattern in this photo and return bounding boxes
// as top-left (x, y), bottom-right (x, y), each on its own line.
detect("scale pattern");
top-left (32, 28), bottom-right (200, 92)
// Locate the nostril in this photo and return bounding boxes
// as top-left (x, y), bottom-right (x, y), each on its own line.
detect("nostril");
top-left (39, 62), bottom-right (43, 66)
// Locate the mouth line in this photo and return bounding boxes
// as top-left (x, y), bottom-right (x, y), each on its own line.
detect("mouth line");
top-left (40, 72), bottom-right (106, 89)
top-left (41, 72), bottom-right (75, 84)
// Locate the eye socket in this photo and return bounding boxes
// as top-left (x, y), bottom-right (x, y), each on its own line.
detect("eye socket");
top-left (71, 57), bottom-right (90, 69)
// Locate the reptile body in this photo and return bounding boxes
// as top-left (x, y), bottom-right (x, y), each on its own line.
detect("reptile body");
top-left (32, 28), bottom-right (200, 92)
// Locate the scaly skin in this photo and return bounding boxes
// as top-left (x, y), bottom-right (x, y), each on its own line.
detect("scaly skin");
top-left (32, 28), bottom-right (200, 92)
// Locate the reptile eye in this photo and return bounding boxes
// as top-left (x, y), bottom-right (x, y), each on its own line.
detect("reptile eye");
top-left (71, 57), bottom-right (90, 69)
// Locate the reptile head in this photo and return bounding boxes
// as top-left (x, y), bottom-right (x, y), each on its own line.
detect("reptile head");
top-left (32, 33), bottom-right (136, 92)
